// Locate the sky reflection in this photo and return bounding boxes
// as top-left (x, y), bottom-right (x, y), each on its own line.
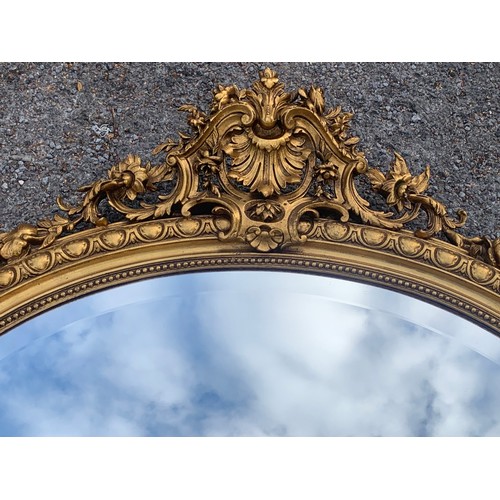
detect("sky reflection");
top-left (0, 271), bottom-right (499, 436)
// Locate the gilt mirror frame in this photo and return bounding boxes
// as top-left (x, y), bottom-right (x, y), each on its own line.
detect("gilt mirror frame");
top-left (0, 67), bottom-right (499, 336)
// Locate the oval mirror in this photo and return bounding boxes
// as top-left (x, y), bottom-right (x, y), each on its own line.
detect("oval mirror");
top-left (1, 68), bottom-right (498, 438)
top-left (1, 270), bottom-right (500, 436)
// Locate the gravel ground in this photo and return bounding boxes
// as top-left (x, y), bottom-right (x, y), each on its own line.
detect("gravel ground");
top-left (0, 62), bottom-right (498, 238)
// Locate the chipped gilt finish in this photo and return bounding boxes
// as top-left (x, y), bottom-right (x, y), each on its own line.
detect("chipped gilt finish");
top-left (0, 69), bottom-right (499, 335)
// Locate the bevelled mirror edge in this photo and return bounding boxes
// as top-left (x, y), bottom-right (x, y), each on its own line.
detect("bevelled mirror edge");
top-left (0, 67), bottom-right (498, 336)
top-left (1, 226), bottom-right (498, 336)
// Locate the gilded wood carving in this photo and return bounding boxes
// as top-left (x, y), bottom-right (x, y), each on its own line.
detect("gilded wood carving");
top-left (0, 68), bottom-right (498, 334)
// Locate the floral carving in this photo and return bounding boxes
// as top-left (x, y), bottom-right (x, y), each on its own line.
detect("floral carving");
top-left (212, 84), bottom-right (244, 111)
top-left (299, 86), bottom-right (325, 115)
top-left (0, 224), bottom-right (42, 261)
top-left (367, 153), bottom-right (430, 212)
top-left (260, 68), bottom-right (279, 89)
top-left (57, 154), bottom-right (174, 226)
top-left (198, 150), bottom-right (223, 197)
top-left (246, 201), bottom-right (284, 222)
top-left (0, 213), bottom-right (78, 263)
top-left (0, 68), bottom-right (497, 267)
top-left (179, 105), bottom-right (208, 132)
top-left (108, 155), bottom-right (150, 201)
top-left (313, 161), bottom-right (338, 199)
top-left (366, 153), bottom-right (468, 241)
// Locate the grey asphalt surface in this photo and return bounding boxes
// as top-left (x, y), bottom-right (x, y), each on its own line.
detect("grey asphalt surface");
top-left (0, 62), bottom-right (498, 238)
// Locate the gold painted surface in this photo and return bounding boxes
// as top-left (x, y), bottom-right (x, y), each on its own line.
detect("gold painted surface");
top-left (0, 68), bottom-right (498, 335)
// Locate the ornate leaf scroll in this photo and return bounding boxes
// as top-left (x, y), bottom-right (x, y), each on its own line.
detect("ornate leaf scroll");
top-left (1, 67), bottom-right (497, 265)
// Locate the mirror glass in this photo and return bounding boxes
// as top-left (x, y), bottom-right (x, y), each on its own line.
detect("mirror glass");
top-left (1, 271), bottom-right (499, 437)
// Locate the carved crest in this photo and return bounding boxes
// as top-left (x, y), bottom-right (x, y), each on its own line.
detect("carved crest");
top-left (0, 68), bottom-right (498, 261)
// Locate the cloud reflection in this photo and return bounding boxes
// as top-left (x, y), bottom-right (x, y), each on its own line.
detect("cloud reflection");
top-left (0, 271), bottom-right (499, 436)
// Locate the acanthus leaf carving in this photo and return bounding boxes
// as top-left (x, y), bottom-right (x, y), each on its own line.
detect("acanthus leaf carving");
top-left (0, 68), bottom-right (497, 274)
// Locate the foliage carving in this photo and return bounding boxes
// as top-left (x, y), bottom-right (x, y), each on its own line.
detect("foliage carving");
top-left (1, 68), bottom-right (498, 270)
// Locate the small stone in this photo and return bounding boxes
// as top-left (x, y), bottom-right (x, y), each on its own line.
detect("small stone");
top-left (18, 179), bottom-right (24, 185)
top-left (1, 182), bottom-right (8, 190)
top-left (411, 114), bottom-right (421, 122)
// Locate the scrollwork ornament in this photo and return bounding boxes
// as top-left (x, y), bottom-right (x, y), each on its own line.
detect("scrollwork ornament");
top-left (0, 68), bottom-right (497, 275)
